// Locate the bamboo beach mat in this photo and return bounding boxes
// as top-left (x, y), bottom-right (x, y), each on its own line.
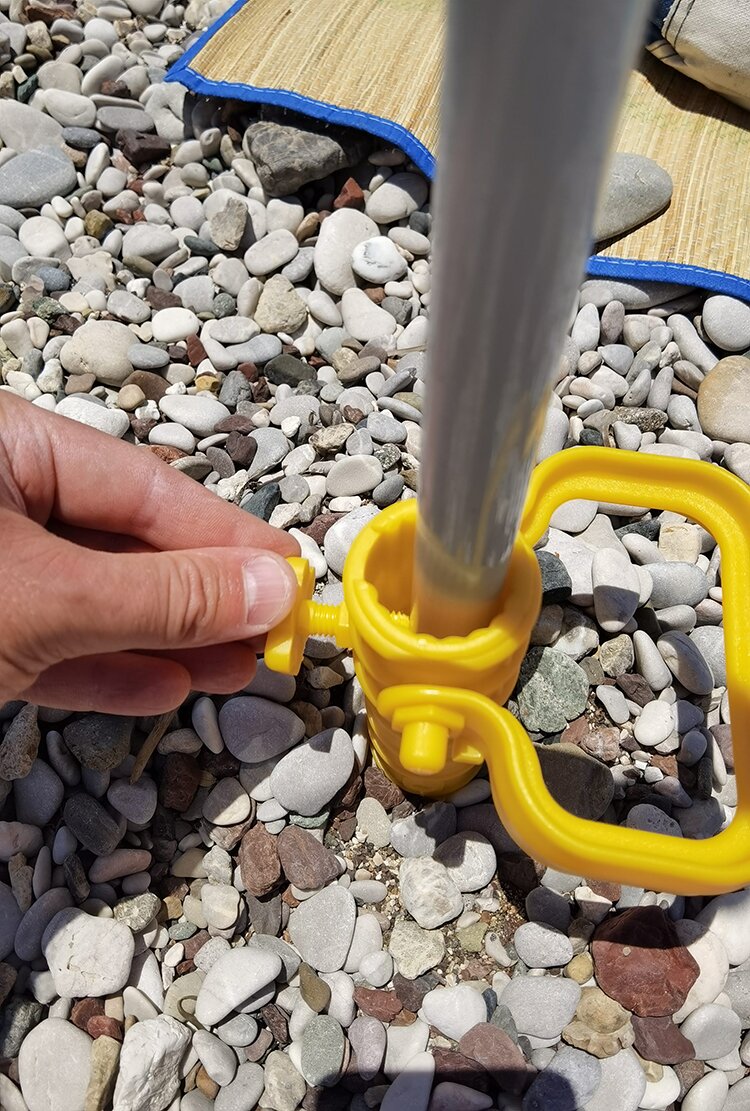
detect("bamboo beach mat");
top-left (167, 0), bottom-right (750, 299)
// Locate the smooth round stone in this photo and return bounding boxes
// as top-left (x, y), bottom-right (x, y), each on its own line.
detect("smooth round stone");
top-left (633, 700), bottom-right (674, 747)
top-left (366, 173), bottom-right (428, 223)
top-left (594, 152), bottom-right (672, 240)
top-left (549, 498), bottom-right (598, 533)
top-left (56, 396), bottom-right (130, 438)
top-left (0, 149), bottom-right (77, 210)
top-left (60, 319), bottom-right (135, 387)
top-left (14, 887), bottom-right (73, 961)
top-left (567, 1048), bottom-right (646, 1111)
top-left (121, 224), bottom-right (178, 264)
top-left (108, 290), bottom-right (150, 325)
top-left (247, 426), bottom-right (291, 480)
top-left (522, 1046), bottom-right (602, 1111)
top-left (195, 948), bottom-right (282, 1026)
top-left (244, 228), bottom-right (298, 276)
top-left (97, 105), bottom-right (153, 133)
top-left (314, 208), bottom-right (380, 295)
top-left (288, 886), bottom-right (357, 973)
top-left (323, 505), bottom-right (380, 577)
top-left (591, 548), bottom-right (640, 633)
top-left (513, 921), bottom-right (574, 968)
top-left (679, 1002), bottom-right (741, 1060)
top-left (19, 1019), bottom-right (92, 1111)
top-left (349, 1015), bottom-right (386, 1081)
top-left (343, 913), bottom-right (383, 974)
top-left (151, 307), bottom-right (200, 343)
top-left (44, 89), bottom-right (96, 128)
top-left (689, 625), bottom-right (726, 686)
top-left (724, 442), bottom-right (750, 484)
top-left (526, 886), bottom-right (572, 933)
top-left (697, 888), bottom-right (750, 966)
top-left (433, 831), bottom-right (497, 892)
top-left (390, 801), bottom-right (456, 857)
top-left (643, 562), bottom-right (708, 608)
top-left (300, 1014), bottom-right (345, 1088)
top-left (107, 777), bottom-right (157, 824)
top-left (515, 647), bottom-right (588, 733)
top-left (326, 455), bottom-right (383, 497)
top-left (596, 684), bottom-right (630, 725)
top-left (351, 236), bottom-right (408, 283)
top-left (340, 287), bottom-right (397, 342)
top-left (43, 907), bottom-right (134, 997)
top-left (633, 630), bottom-right (672, 691)
top-left (14, 759), bottom-right (63, 826)
top-left (399, 857), bottom-right (463, 930)
top-left (657, 631), bottom-right (714, 696)
top-left (19, 216), bottom-right (70, 261)
top-left (214, 1063), bottom-right (265, 1111)
top-left (193, 1029), bottom-right (237, 1087)
top-left (158, 394), bottom-right (230, 436)
top-left (270, 728), bottom-right (354, 816)
top-left (702, 296), bottom-right (750, 353)
top-left (202, 778), bottom-right (251, 826)
top-left (698, 356), bottom-right (750, 444)
top-left (502, 975), bottom-right (581, 1039)
top-left (219, 696), bottom-right (305, 763)
top-left (359, 951), bottom-right (393, 987)
top-left (623, 803), bottom-right (682, 837)
top-left (682, 1070), bottom-right (729, 1111)
top-left (149, 422), bottom-right (196, 453)
top-left (420, 984), bottom-right (487, 1042)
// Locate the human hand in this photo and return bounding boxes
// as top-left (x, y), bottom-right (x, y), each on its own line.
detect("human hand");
top-left (0, 391), bottom-right (299, 715)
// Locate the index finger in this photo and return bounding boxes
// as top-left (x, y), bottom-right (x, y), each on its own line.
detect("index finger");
top-left (1, 392), bottom-right (298, 558)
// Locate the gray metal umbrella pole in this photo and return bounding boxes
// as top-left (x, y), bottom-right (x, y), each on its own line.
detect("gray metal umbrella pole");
top-left (413, 0), bottom-right (649, 637)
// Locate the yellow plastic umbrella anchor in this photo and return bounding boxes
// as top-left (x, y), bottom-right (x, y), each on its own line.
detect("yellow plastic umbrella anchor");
top-left (266, 3), bottom-right (750, 896)
top-left (266, 450), bottom-right (750, 897)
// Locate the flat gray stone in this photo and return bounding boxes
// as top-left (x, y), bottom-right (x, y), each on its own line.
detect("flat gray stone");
top-left (288, 886), bottom-right (357, 973)
top-left (595, 153), bottom-right (672, 241)
top-left (300, 1014), bottom-right (345, 1088)
top-left (679, 1002), bottom-right (741, 1060)
top-left (19, 1018), bottom-right (92, 1111)
top-left (689, 625), bottom-right (726, 687)
top-left (642, 562), bottom-right (708, 608)
top-left (390, 801), bottom-right (456, 858)
top-left (513, 921), bottom-right (574, 968)
top-left (523, 1045), bottom-right (601, 1111)
top-left (219, 696), bottom-right (305, 763)
top-left (502, 975), bottom-right (581, 1039)
top-left (0, 148), bottom-right (77, 209)
top-left (270, 727), bottom-right (354, 816)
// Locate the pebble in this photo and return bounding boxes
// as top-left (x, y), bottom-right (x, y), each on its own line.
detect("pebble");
top-left (595, 152), bottom-right (673, 240)
top-left (112, 1017), bottom-right (190, 1111)
top-left (288, 885), bottom-right (357, 973)
top-left (55, 396), bottom-right (130, 438)
top-left (420, 983), bottom-right (487, 1041)
top-left (270, 727), bottom-right (354, 816)
top-left (390, 801), bottom-right (456, 856)
top-left (300, 1014), bottom-right (345, 1087)
top-left (18, 1018), bottom-right (92, 1111)
top-left (696, 888), bottom-right (750, 966)
top-left (349, 1015), bottom-right (386, 1080)
top-left (702, 296), bottom-right (750, 352)
top-left (218, 696), bottom-right (305, 762)
top-left (352, 236), bottom-right (408, 283)
top-left (514, 921), bottom-right (574, 968)
top-left (502, 975), bottom-right (581, 1039)
top-left (657, 631), bottom-right (714, 695)
top-left (515, 647), bottom-right (588, 732)
top-left (698, 356), bottom-right (750, 443)
top-left (388, 918), bottom-right (445, 979)
top-left (433, 831), bottom-right (497, 891)
top-left (43, 907), bottom-right (134, 997)
top-left (195, 948), bottom-right (282, 1026)
top-left (0, 149), bottom-right (78, 209)
top-left (523, 1045), bottom-right (602, 1111)
top-left (365, 173), bottom-right (428, 223)
top-left (158, 393), bottom-right (230, 436)
top-left (591, 548), bottom-right (640, 631)
top-left (313, 208), bottom-right (380, 294)
top-left (60, 320), bottom-right (135, 387)
top-left (399, 857), bottom-right (463, 929)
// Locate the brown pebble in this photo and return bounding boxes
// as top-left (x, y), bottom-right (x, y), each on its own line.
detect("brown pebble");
top-left (341, 406), bottom-right (365, 424)
top-left (239, 823), bottom-right (281, 896)
top-left (353, 988), bottom-right (402, 1022)
top-left (148, 445), bottom-right (187, 465)
top-left (298, 963), bottom-right (331, 1015)
top-left (674, 1058), bottom-right (705, 1099)
top-left (87, 1015), bottom-right (123, 1041)
top-left (215, 414), bottom-right (256, 434)
top-left (363, 767), bottom-right (405, 811)
top-left (260, 1003), bottom-right (290, 1045)
top-left (277, 826), bottom-right (340, 891)
top-left (237, 361), bottom-right (260, 381)
top-left (245, 1027), bottom-right (274, 1063)
top-left (182, 929), bottom-right (210, 961)
top-left (130, 417), bottom-right (158, 441)
top-left (146, 287), bottom-right (181, 310)
top-left (186, 334), bottom-right (207, 367)
top-left (225, 431), bottom-right (258, 468)
top-left (333, 177), bottom-right (365, 210)
top-left (65, 372), bottom-right (96, 395)
top-left (71, 998), bottom-right (105, 1031)
top-left (432, 1047), bottom-right (493, 1093)
top-left (123, 369), bottom-right (168, 402)
top-left (390, 1008), bottom-right (417, 1026)
top-left (159, 753), bottom-right (201, 811)
top-left (196, 1067), bottom-right (219, 1100)
top-left (300, 512), bottom-right (345, 546)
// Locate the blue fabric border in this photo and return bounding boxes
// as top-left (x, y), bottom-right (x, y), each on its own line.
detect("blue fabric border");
top-left (165, 0), bottom-right (435, 178)
top-left (167, 0), bottom-right (749, 303)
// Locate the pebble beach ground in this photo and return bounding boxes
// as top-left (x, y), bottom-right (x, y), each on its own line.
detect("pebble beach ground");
top-left (3, 3), bottom-right (750, 1110)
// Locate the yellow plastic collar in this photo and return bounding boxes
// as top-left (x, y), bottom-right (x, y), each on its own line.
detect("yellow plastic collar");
top-left (266, 447), bottom-right (750, 895)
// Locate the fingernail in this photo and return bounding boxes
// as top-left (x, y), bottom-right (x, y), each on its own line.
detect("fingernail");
top-left (244, 555), bottom-right (294, 631)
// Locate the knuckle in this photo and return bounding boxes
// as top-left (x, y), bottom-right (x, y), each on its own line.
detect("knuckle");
top-left (165, 554), bottom-right (223, 644)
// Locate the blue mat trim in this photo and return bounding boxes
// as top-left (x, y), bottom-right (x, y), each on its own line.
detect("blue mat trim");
top-left (167, 0), bottom-right (748, 303)
top-left (165, 0), bottom-right (436, 177)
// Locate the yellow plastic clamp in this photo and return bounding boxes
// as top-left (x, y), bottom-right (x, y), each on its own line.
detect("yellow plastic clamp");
top-left (266, 447), bottom-right (750, 895)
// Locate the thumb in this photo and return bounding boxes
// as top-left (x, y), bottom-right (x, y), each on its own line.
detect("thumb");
top-left (34, 541), bottom-right (299, 663)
